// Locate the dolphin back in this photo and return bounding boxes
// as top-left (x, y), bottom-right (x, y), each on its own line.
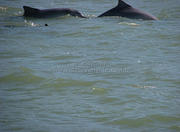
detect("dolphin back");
top-left (117, 0), bottom-right (131, 9)
top-left (23, 6), bottom-right (86, 18)
top-left (98, 0), bottom-right (131, 17)
top-left (98, 0), bottom-right (157, 20)
top-left (23, 6), bottom-right (40, 17)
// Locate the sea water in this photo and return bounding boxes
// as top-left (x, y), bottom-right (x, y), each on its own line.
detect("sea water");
top-left (0, 0), bottom-right (180, 131)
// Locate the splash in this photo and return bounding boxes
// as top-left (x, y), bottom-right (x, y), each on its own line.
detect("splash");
top-left (0, 6), bottom-right (7, 11)
top-left (24, 20), bottom-right (39, 27)
top-left (14, 11), bottom-right (23, 16)
top-left (131, 84), bottom-right (157, 89)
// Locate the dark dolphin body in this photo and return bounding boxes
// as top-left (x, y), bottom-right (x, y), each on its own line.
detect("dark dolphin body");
top-left (23, 6), bottom-right (86, 18)
top-left (98, 0), bottom-right (157, 20)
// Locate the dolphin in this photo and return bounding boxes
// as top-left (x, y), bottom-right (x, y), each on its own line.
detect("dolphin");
top-left (23, 6), bottom-right (86, 18)
top-left (98, 0), bottom-right (157, 20)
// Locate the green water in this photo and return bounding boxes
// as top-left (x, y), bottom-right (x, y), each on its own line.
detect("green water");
top-left (0, 0), bottom-right (180, 131)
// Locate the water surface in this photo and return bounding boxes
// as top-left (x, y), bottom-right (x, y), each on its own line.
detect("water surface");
top-left (0, 0), bottom-right (180, 131)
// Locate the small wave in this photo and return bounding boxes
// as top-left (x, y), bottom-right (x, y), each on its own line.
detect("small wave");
top-left (107, 118), bottom-right (152, 127)
top-left (107, 114), bottom-right (180, 129)
top-left (118, 22), bottom-right (140, 26)
top-left (46, 78), bottom-right (97, 88)
top-left (84, 25), bottom-right (103, 30)
top-left (170, 125), bottom-right (180, 131)
top-left (0, 67), bottom-right (45, 84)
top-left (43, 55), bottom-right (81, 61)
top-left (3, 22), bottom-right (26, 28)
top-left (40, 78), bottom-right (98, 94)
top-left (63, 31), bottom-right (84, 37)
top-left (1, 17), bottom-right (38, 28)
top-left (129, 84), bottom-right (156, 89)
top-left (91, 87), bottom-right (109, 95)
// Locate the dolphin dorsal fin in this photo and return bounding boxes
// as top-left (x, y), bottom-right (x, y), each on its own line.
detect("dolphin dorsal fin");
top-left (117, 0), bottom-right (131, 8)
top-left (23, 6), bottom-right (39, 16)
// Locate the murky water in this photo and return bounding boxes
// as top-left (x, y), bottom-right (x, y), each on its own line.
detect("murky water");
top-left (0, 0), bottom-right (180, 131)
